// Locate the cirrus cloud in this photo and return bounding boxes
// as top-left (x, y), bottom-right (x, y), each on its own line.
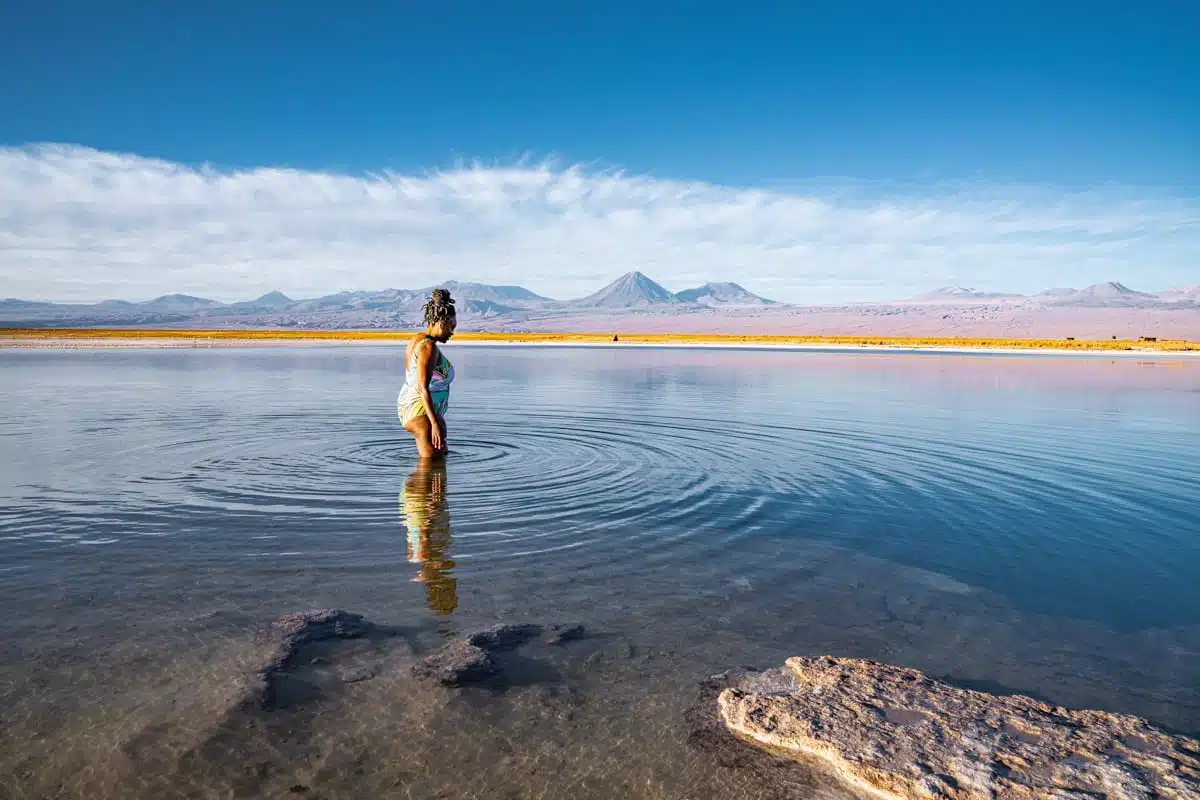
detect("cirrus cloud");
top-left (1, 144), bottom-right (1197, 303)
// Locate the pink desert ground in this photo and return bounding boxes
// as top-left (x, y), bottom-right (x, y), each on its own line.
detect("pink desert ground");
top-left (505, 306), bottom-right (1200, 341)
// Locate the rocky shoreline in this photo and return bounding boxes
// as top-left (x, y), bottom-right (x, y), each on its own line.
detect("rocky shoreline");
top-left (259, 612), bottom-right (1198, 798)
top-left (17, 607), bottom-right (1194, 798)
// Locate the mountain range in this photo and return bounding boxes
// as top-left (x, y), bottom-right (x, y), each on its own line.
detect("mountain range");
top-left (0, 272), bottom-right (778, 324)
top-left (911, 281), bottom-right (1195, 307)
top-left (1, 273), bottom-right (1197, 338)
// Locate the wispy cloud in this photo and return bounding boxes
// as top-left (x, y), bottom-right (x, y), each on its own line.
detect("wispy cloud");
top-left (1, 144), bottom-right (1197, 302)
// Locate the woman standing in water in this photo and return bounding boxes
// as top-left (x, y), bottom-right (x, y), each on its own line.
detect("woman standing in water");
top-left (397, 289), bottom-right (457, 458)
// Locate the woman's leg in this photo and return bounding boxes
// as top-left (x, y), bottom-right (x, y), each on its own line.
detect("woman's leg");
top-left (404, 415), bottom-right (447, 459)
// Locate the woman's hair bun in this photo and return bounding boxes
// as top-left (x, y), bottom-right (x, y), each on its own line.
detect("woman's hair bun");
top-left (423, 287), bottom-right (457, 325)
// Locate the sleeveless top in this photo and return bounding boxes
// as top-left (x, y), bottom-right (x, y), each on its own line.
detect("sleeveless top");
top-left (397, 337), bottom-right (454, 421)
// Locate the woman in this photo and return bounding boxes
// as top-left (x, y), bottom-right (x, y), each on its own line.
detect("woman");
top-left (397, 289), bottom-right (457, 458)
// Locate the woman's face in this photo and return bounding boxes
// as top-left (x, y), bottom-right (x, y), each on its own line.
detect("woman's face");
top-left (433, 318), bottom-right (457, 342)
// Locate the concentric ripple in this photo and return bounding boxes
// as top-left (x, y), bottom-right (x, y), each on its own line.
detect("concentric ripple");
top-left (1, 346), bottom-right (1198, 629)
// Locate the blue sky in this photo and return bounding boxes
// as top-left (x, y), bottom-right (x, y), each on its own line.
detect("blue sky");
top-left (1, 1), bottom-right (1197, 302)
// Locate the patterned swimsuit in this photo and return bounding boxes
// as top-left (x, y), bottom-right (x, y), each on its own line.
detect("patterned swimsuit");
top-left (397, 337), bottom-right (454, 425)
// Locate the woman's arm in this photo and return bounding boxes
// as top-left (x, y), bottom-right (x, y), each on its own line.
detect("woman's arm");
top-left (414, 340), bottom-right (444, 451)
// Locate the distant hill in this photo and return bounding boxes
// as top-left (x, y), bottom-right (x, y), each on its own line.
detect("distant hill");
top-left (139, 294), bottom-right (225, 311)
top-left (282, 282), bottom-right (550, 315)
top-left (1157, 284), bottom-right (1200, 303)
top-left (674, 282), bottom-right (776, 306)
top-left (914, 286), bottom-right (1023, 302)
top-left (289, 291), bottom-right (366, 313)
top-left (289, 289), bottom-right (423, 313)
top-left (430, 281), bottom-right (551, 305)
top-left (0, 298), bottom-right (56, 310)
top-left (1040, 282), bottom-right (1159, 307)
top-left (571, 271), bottom-right (680, 308)
top-left (1077, 281), bottom-right (1151, 299)
top-left (231, 290), bottom-right (294, 310)
top-left (460, 299), bottom-right (519, 315)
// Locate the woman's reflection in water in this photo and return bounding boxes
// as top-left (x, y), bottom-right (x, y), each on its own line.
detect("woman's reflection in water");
top-left (400, 461), bottom-right (457, 616)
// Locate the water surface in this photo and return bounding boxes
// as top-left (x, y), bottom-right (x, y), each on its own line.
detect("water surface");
top-left (1, 345), bottom-right (1197, 798)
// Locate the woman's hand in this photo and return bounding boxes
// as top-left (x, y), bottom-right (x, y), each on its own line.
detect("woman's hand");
top-left (429, 417), bottom-right (444, 452)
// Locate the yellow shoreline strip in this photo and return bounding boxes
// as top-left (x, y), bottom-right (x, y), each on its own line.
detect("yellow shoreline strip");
top-left (0, 328), bottom-right (1196, 352)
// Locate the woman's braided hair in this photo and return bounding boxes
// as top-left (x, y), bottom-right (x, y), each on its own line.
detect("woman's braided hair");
top-left (423, 288), bottom-right (456, 327)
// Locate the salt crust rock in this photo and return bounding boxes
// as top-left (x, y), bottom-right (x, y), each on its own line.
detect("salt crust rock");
top-left (718, 656), bottom-right (1200, 799)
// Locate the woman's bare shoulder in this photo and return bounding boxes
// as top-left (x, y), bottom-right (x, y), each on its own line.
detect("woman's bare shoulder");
top-left (411, 336), bottom-right (437, 359)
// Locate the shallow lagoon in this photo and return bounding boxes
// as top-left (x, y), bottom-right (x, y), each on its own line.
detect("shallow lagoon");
top-left (1, 346), bottom-right (1197, 798)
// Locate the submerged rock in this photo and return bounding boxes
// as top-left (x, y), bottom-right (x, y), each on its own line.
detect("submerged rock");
top-left (714, 656), bottom-right (1200, 800)
top-left (338, 665), bottom-right (379, 684)
top-left (271, 610), bottom-right (369, 655)
top-left (247, 610), bottom-right (374, 708)
top-left (462, 621), bottom-right (589, 649)
top-left (412, 640), bottom-right (497, 686)
top-left (467, 623), bottom-right (546, 651)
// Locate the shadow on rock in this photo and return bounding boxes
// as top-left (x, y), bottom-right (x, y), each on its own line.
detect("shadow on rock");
top-left (935, 673), bottom-right (1056, 705)
top-left (240, 609), bottom-right (405, 711)
top-left (413, 622), bottom-right (586, 688)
